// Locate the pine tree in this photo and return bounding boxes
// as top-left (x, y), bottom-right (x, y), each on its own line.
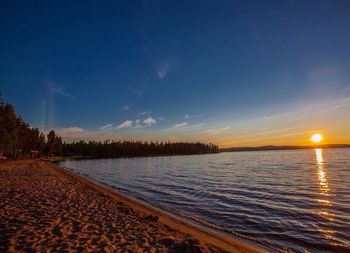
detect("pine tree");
top-left (1, 103), bottom-right (18, 157)
top-left (46, 130), bottom-right (56, 156)
top-left (0, 93), bottom-right (5, 155)
top-left (38, 133), bottom-right (46, 154)
top-left (54, 136), bottom-right (63, 155)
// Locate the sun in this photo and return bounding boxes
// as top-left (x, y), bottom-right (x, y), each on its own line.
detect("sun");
top-left (311, 133), bottom-right (323, 143)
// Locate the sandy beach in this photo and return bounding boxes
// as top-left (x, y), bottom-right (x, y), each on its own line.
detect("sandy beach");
top-left (0, 160), bottom-right (266, 253)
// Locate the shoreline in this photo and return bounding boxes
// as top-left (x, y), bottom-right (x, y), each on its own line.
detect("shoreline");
top-left (53, 161), bottom-right (268, 253)
top-left (0, 159), bottom-right (267, 252)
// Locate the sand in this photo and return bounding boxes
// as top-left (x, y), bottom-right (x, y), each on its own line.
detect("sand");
top-left (0, 160), bottom-right (266, 253)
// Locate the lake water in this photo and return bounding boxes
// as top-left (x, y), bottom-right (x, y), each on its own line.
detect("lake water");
top-left (59, 148), bottom-right (350, 252)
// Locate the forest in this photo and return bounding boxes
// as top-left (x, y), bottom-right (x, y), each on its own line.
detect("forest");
top-left (0, 94), bottom-right (218, 159)
top-left (0, 94), bottom-right (63, 159)
top-left (63, 140), bottom-right (218, 158)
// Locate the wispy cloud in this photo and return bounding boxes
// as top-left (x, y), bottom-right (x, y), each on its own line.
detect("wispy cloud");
top-left (184, 113), bottom-right (206, 119)
top-left (99, 123), bottom-right (113, 130)
top-left (47, 80), bottom-right (75, 99)
top-left (116, 120), bottom-right (133, 129)
top-left (101, 115), bottom-right (159, 131)
top-left (168, 121), bottom-right (208, 132)
top-left (158, 116), bottom-right (166, 121)
top-left (170, 122), bottom-right (188, 129)
top-left (133, 116), bottom-right (157, 128)
top-left (202, 127), bottom-right (230, 135)
top-left (157, 62), bottom-right (170, 80)
top-left (143, 116), bottom-right (157, 126)
top-left (54, 127), bottom-right (86, 135)
top-left (122, 105), bottom-right (130, 111)
top-left (137, 111), bottom-right (152, 117)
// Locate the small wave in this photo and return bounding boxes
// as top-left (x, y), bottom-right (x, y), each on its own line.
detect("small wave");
top-left (156, 205), bottom-right (290, 253)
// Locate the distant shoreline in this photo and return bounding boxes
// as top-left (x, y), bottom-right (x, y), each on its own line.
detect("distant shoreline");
top-left (220, 144), bottom-right (350, 153)
top-left (62, 144), bottom-right (350, 160)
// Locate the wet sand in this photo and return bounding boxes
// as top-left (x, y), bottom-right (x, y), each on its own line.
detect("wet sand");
top-left (0, 160), bottom-right (266, 252)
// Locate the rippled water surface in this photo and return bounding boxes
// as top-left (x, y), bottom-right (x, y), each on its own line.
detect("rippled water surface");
top-left (59, 148), bottom-right (350, 252)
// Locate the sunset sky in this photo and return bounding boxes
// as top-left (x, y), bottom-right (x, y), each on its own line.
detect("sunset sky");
top-left (1, 1), bottom-right (350, 147)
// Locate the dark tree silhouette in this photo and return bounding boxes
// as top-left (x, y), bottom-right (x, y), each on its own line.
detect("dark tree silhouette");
top-left (38, 133), bottom-right (46, 154)
top-left (0, 97), bottom-right (18, 157)
top-left (46, 130), bottom-right (56, 156)
top-left (62, 140), bottom-right (218, 158)
top-left (0, 94), bottom-right (55, 158)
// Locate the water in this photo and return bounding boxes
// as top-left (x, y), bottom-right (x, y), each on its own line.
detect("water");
top-left (59, 148), bottom-right (350, 252)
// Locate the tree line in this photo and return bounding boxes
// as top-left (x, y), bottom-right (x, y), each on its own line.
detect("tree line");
top-left (0, 94), bottom-right (63, 158)
top-left (63, 140), bottom-right (218, 158)
top-left (0, 94), bottom-right (218, 159)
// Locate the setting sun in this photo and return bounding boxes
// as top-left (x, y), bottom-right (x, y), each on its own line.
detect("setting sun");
top-left (311, 133), bottom-right (323, 143)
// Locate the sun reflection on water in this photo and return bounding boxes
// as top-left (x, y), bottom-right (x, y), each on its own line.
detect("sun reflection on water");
top-left (315, 149), bottom-right (336, 242)
top-left (316, 149), bottom-right (330, 196)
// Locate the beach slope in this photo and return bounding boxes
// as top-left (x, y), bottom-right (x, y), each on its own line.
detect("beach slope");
top-left (0, 160), bottom-right (266, 253)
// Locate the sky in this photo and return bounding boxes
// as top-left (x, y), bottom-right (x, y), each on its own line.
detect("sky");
top-left (1, 0), bottom-right (350, 147)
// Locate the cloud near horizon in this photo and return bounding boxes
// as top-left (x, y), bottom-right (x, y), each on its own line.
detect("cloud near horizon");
top-left (143, 116), bottom-right (157, 126)
top-left (114, 116), bottom-right (157, 130)
top-left (170, 122), bottom-right (188, 129)
top-left (116, 120), bottom-right (133, 129)
top-left (53, 127), bottom-right (86, 136)
top-left (99, 123), bottom-right (114, 130)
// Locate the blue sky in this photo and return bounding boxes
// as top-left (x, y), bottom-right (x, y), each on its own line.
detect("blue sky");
top-left (1, 1), bottom-right (350, 146)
